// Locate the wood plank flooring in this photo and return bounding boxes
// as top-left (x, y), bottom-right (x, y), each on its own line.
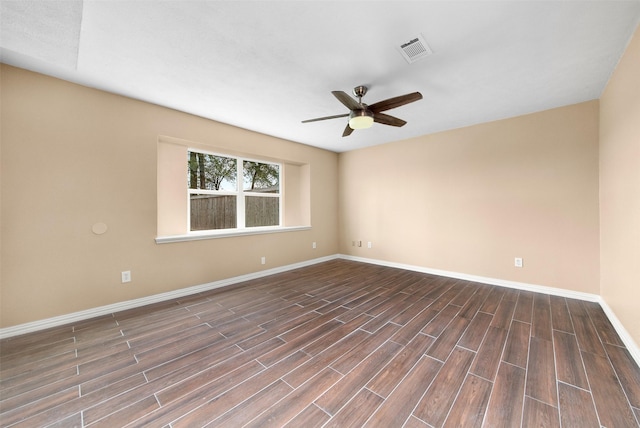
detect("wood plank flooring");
top-left (1, 259), bottom-right (640, 427)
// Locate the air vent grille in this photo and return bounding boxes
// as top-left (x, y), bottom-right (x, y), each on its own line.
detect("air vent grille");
top-left (398, 34), bottom-right (432, 64)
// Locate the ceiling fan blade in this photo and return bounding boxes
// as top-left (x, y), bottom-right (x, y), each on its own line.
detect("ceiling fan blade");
top-left (373, 112), bottom-right (407, 127)
top-left (369, 92), bottom-right (423, 113)
top-left (342, 124), bottom-right (354, 137)
top-left (332, 91), bottom-right (361, 111)
top-left (301, 113), bottom-right (349, 123)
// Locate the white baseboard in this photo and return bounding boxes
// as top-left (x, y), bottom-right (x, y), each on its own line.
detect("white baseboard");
top-left (338, 254), bottom-right (600, 301)
top-left (0, 255), bottom-right (338, 340)
top-left (597, 298), bottom-right (640, 367)
top-left (3, 253), bottom-right (639, 370)
top-left (338, 254), bottom-right (640, 367)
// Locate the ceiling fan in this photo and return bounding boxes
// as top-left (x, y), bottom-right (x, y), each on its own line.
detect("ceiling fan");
top-left (302, 85), bottom-right (423, 137)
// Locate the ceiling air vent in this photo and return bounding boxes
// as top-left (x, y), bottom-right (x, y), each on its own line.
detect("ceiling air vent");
top-left (398, 34), bottom-right (432, 64)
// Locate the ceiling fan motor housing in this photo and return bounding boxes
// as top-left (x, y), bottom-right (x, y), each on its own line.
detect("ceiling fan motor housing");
top-left (353, 85), bottom-right (368, 99)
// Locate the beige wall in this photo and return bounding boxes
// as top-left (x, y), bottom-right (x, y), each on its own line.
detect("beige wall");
top-left (339, 101), bottom-right (600, 294)
top-left (600, 26), bottom-right (640, 347)
top-left (2, 26), bottom-right (638, 350)
top-left (0, 65), bottom-right (339, 328)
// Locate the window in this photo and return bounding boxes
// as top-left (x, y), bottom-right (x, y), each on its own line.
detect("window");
top-left (188, 150), bottom-right (280, 231)
top-left (156, 136), bottom-right (310, 242)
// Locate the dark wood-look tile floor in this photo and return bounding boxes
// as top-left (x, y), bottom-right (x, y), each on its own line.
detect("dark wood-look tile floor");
top-left (2, 259), bottom-right (640, 427)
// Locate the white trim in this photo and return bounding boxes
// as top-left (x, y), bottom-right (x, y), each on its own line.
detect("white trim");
top-left (155, 225), bottom-right (311, 244)
top-left (337, 254), bottom-right (640, 367)
top-left (0, 255), bottom-right (338, 340)
top-left (339, 254), bottom-right (599, 301)
top-left (3, 253), bottom-right (638, 370)
top-left (597, 298), bottom-right (640, 368)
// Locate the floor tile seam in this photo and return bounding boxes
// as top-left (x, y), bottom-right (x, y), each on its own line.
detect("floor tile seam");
top-left (578, 341), bottom-right (614, 413)
top-left (309, 402), bottom-right (332, 426)
top-left (0, 350), bottom-right (79, 378)
top-left (633, 407), bottom-right (640, 428)
top-left (549, 329), bottom-right (587, 392)
top-left (476, 365), bottom-right (503, 428)
top-left (463, 309), bottom-right (496, 347)
top-left (515, 322), bottom-right (535, 427)
top-left (2, 364), bottom-right (86, 406)
top-left (363, 386), bottom-right (385, 401)
top-left (431, 325), bottom-right (479, 364)
top-left (3, 351), bottom-right (124, 387)
top-left (73, 331), bottom-right (131, 351)
top-left (80, 351), bottom-right (261, 421)
top-left (0, 383), bottom-right (82, 426)
top-left (321, 338), bottom-right (406, 413)
top-left (551, 327), bottom-right (576, 337)
top-left (159, 358), bottom-right (278, 426)
top-left (177, 295), bottom-right (215, 307)
top-left (327, 331), bottom-right (401, 376)
top-left (599, 342), bottom-right (640, 423)
top-left (556, 379), bottom-right (595, 395)
top-left (566, 308), bottom-right (605, 357)
top-left (242, 322), bottom-right (300, 346)
top-left (419, 306), bottom-right (460, 339)
top-left (243, 366), bottom-right (342, 427)
top-left (318, 385), bottom-right (385, 423)
top-left (427, 311), bottom-right (477, 361)
top-left (438, 370), bottom-right (484, 428)
top-left (138, 339), bottom-right (240, 381)
top-left (202, 377), bottom-right (295, 428)
top-left (478, 324), bottom-right (511, 383)
top-left (114, 308), bottom-right (194, 327)
top-left (273, 312), bottom-right (348, 345)
top-left (131, 329), bottom-right (226, 357)
top-left (453, 342), bottom-right (478, 354)
top-left (78, 377), bottom-right (165, 424)
top-left (403, 357), bottom-right (443, 427)
top-left (523, 393), bottom-right (559, 410)
top-left (583, 302), bottom-right (624, 349)
top-left (118, 317), bottom-right (207, 339)
top-left (146, 346), bottom-right (263, 397)
top-left (502, 317), bottom-right (532, 368)
top-left (224, 302), bottom-right (296, 321)
top-left (125, 322), bottom-right (215, 350)
top-left (217, 297), bottom-right (286, 316)
top-left (374, 353), bottom-right (442, 420)
top-left (549, 321), bottom-right (570, 420)
top-left (240, 300), bottom-right (302, 320)
top-left (0, 338), bottom-right (79, 361)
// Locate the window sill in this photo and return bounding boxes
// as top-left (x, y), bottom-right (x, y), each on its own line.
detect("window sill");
top-left (155, 226), bottom-right (311, 244)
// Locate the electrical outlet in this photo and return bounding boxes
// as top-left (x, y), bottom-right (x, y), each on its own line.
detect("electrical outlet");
top-left (312, 241), bottom-right (317, 249)
top-left (261, 256), bottom-right (266, 265)
top-left (515, 257), bottom-right (523, 268)
top-left (121, 271), bottom-right (131, 283)
top-left (367, 241), bottom-right (372, 248)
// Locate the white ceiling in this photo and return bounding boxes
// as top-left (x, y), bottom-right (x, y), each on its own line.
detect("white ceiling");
top-left (2, 1), bottom-right (639, 153)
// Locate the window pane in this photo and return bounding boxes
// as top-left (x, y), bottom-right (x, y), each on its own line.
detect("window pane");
top-left (190, 194), bottom-right (237, 230)
top-left (243, 161), bottom-right (279, 193)
top-left (188, 152), bottom-right (237, 191)
top-left (245, 196), bottom-right (279, 227)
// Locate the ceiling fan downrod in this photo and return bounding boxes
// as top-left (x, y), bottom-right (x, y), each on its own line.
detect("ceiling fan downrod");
top-left (353, 85), bottom-right (368, 105)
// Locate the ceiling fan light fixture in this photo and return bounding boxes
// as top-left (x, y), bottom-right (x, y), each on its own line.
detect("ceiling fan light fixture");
top-left (349, 110), bottom-right (374, 129)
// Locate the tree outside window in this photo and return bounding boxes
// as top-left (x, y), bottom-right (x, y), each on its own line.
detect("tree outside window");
top-left (188, 151), bottom-right (280, 231)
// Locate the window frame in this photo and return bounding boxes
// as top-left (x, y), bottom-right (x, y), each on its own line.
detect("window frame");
top-left (187, 148), bottom-right (282, 233)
